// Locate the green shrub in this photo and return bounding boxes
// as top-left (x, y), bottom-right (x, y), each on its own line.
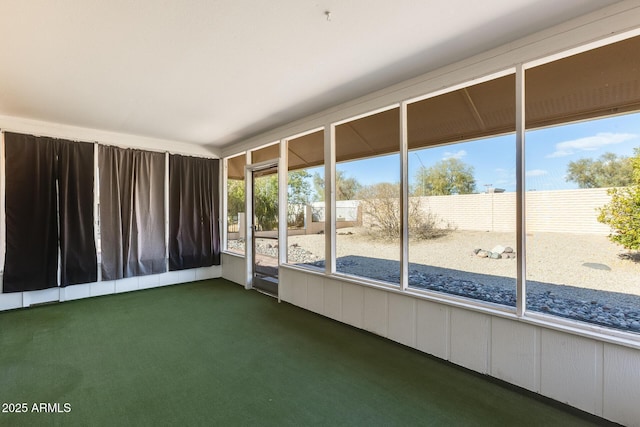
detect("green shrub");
top-left (598, 185), bottom-right (640, 250)
top-left (598, 148), bottom-right (640, 251)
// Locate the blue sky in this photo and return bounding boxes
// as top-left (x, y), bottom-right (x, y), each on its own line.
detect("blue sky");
top-left (330, 112), bottom-right (640, 193)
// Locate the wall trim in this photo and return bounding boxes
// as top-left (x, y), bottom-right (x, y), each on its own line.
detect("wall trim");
top-left (0, 114), bottom-right (220, 158)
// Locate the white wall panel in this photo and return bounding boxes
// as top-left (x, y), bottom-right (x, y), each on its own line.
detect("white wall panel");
top-left (23, 288), bottom-right (60, 307)
top-left (322, 278), bottom-right (342, 321)
top-left (341, 283), bottom-right (364, 328)
top-left (138, 274), bottom-right (161, 290)
top-left (196, 265), bottom-right (222, 280)
top-left (178, 269), bottom-right (197, 284)
top-left (278, 269), bottom-right (294, 303)
top-left (491, 318), bottom-right (538, 392)
top-left (540, 330), bottom-right (602, 415)
top-left (157, 271), bottom-right (182, 287)
top-left (115, 277), bottom-right (139, 293)
top-left (90, 281), bottom-right (116, 297)
top-left (306, 275), bottom-right (324, 315)
top-left (603, 344), bottom-right (640, 427)
top-left (0, 292), bottom-right (22, 310)
top-left (363, 288), bottom-right (388, 337)
top-left (221, 253), bottom-right (246, 285)
top-left (388, 293), bottom-right (416, 348)
top-left (0, 267), bottom-right (223, 312)
top-left (450, 308), bottom-right (490, 373)
top-left (416, 300), bottom-right (449, 360)
top-left (60, 284), bottom-right (91, 302)
top-left (289, 270), bottom-right (308, 309)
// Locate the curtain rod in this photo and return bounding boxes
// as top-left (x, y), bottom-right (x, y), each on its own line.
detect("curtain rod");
top-left (0, 129), bottom-right (219, 159)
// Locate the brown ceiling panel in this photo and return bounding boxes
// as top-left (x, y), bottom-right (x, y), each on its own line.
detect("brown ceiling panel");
top-left (336, 108), bottom-right (400, 163)
top-left (526, 35), bottom-right (640, 128)
top-left (251, 143), bottom-right (280, 164)
top-left (408, 74), bottom-right (516, 150)
top-left (227, 153), bottom-right (246, 180)
top-left (288, 130), bottom-right (324, 171)
top-left (225, 36), bottom-right (639, 180)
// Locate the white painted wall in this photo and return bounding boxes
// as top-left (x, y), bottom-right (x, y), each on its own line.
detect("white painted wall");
top-left (277, 266), bottom-right (640, 426)
top-left (0, 266), bottom-right (222, 311)
top-left (0, 115), bottom-right (220, 158)
top-left (221, 253), bottom-right (247, 286)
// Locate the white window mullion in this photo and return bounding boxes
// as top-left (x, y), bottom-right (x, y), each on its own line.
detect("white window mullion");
top-left (278, 141), bottom-right (287, 280)
top-left (325, 124), bottom-right (336, 275)
top-left (165, 152), bottom-right (169, 271)
top-left (515, 64), bottom-right (527, 317)
top-left (94, 142), bottom-right (101, 282)
top-left (222, 158), bottom-right (229, 252)
top-left (244, 152), bottom-right (252, 289)
top-left (400, 102), bottom-right (409, 291)
top-left (0, 132), bottom-right (5, 277)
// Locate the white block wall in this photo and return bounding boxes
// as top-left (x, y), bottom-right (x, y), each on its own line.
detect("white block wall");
top-left (277, 266), bottom-right (640, 427)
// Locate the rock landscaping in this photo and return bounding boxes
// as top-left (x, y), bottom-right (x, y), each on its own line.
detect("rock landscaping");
top-left (473, 245), bottom-right (516, 259)
top-left (398, 270), bottom-right (640, 332)
top-left (229, 230), bottom-right (640, 334)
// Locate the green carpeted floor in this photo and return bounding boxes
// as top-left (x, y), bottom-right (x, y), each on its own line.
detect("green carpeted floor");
top-left (0, 279), bottom-right (614, 426)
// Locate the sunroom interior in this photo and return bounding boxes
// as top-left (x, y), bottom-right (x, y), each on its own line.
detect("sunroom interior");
top-left (1, 1), bottom-right (640, 425)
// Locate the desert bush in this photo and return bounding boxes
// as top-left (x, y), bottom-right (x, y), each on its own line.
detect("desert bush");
top-left (409, 209), bottom-right (455, 240)
top-left (358, 183), bottom-right (454, 240)
top-left (598, 148), bottom-right (640, 251)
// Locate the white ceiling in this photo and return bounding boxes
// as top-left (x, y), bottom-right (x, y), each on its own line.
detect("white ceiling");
top-left (0, 0), bottom-right (621, 150)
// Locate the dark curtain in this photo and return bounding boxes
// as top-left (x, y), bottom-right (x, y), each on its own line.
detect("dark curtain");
top-left (57, 140), bottom-right (98, 286)
top-left (3, 132), bottom-right (97, 293)
top-left (169, 155), bottom-right (220, 270)
top-left (99, 145), bottom-right (166, 280)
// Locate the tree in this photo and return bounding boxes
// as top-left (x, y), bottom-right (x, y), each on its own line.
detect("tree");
top-left (228, 171), bottom-right (314, 231)
top-left (254, 175), bottom-right (278, 231)
top-left (227, 179), bottom-right (245, 221)
top-left (598, 148), bottom-right (640, 251)
top-left (313, 170), bottom-right (362, 201)
top-left (414, 158), bottom-right (476, 196)
top-left (566, 152), bottom-right (634, 188)
top-left (287, 170), bottom-right (313, 227)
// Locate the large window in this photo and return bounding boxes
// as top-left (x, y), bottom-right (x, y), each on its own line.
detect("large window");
top-left (525, 35), bottom-right (640, 332)
top-left (335, 108), bottom-right (401, 284)
top-left (221, 32), bottom-right (640, 337)
top-left (407, 75), bottom-right (517, 306)
top-left (286, 130), bottom-right (325, 269)
top-left (226, 153), bottom-right (246, 255)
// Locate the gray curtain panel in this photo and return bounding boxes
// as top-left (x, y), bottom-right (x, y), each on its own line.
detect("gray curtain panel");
top-left (99, 145), bottom-right (166, 280)
top-left (169, 155), bottom-right (220, 270)
top-left (3, 132), bottom-right (97, 293)
top-left (57, 139), bottom-right (98, 286)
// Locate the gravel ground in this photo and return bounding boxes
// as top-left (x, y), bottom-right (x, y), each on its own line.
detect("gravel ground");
top-left (230, 228), bottom-right (640, 332)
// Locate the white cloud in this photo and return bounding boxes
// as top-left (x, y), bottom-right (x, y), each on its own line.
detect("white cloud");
top-left (546, 132), bottom-right (637, 158)
top-left (526, 169), bottom-right (548, 177)
top-left (442, 149), bottom-right (467, 160)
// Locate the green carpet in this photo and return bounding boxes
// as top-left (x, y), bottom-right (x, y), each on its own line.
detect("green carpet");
top-left (0, 279), bottom-right (614, 426)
